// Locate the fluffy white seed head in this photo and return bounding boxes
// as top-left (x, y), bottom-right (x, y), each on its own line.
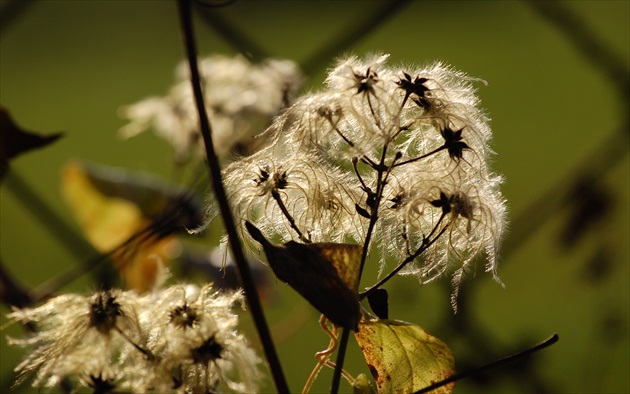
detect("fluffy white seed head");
top-left (219, 53), bottom-right (506, 306)
top-left (7, 284), bottom-right (260, 393)
top-left (119, 54), bottom-right (302, 162)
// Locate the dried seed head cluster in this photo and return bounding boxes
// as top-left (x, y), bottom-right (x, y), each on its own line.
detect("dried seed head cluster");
top-left (222, 54), bottom-right (506, 306)
top-left (7, 284), bottom-right (260, 393)
top-left (119, 54), bottom-right (303, 161)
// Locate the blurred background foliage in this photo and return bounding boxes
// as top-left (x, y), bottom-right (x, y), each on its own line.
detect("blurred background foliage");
top-left (0, 1), bottom-right (628, 393)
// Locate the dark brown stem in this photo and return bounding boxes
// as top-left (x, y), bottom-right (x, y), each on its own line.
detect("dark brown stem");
top-left (332, 122), bottom-right (395, 393)
top-left (176, 1), bottom-right (288, 393)
top-left (393, 145), bottom-right (446, 167)
top-left (271, 190), bottom-right (310, 243)
top-left (325, 116), bottom-right (377, 168)
top-left (115, 326), bottom-right (155, 361)
top-left (3, 171), bottom-right (116, 288)
top-left (0, 258), bottom-right (32, 309)
top-left (360, 223), bottom-right (448, 300)
top-left (330, 327), bottom-right (351, 394)
top-left (414, 333), bottom-right (559, 394)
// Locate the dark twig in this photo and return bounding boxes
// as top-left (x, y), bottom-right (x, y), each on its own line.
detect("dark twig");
top-left (176, 1), bottom-right (289, 392)
top-left (332, 120), bottom-right (396, 393)
top-left (301, 0), bottom-right (412, 76)
top-left (330, 327), bottom-right (351, 394)
top-left (526, 1), bottom-right (630, 103)
top-left (0, 0), bottom-right (35, 35)
top-left (29, 225), bottom-right (156, 302)
top-left (271, 190), bottom-right (310, 243)
top-left (194, 2), bottom-right (268, 63)
top-left (3, 171), bottom-right (117, 289)
top-left (0, 258), bottom-right (32, 309)
top-left (415, 333), bottom-right (559, 394)
top-left (360, 224), bottom-right (449, 300)
top-left (3, 171), bottom-right (97, 260)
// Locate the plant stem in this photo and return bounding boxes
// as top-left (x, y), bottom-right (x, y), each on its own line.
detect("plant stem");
top-left (414, 333), bottom-right (559, 394)
top-left (271, 190), bottom-right (310, 243)
top-left (360, 225), bottom-right (448, 300)
top-left (176, 1), bottom-right (288, 393)
top-left (0, 258), bottom-right (32, 309)
top-left (332, 138), bottom-right (392, 393)
top-left (393, 145), bottom-right (446, 167)
top-left (3, 171), bottom-right (116, 288)
top-left (330, 327), bottom-right (351, 394)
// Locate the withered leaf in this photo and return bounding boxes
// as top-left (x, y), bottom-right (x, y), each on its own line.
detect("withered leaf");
top-left (0, 107), bottom-right (63, 179)
top-left (61, 161), bottom-right (200, 292)
top-left (76, 161), bottom-right (203, 230)
top-left (246, 221), bottom-right (362, 330)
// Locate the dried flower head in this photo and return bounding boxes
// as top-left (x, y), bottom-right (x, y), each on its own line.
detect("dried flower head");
top-left (119, 54), bottom-right (303, 162)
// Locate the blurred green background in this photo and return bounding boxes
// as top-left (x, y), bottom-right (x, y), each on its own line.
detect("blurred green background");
top-left (1, 1), bottom-right (628, 393)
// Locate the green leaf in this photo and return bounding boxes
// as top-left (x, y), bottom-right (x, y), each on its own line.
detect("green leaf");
top-left (354, 319), bottom-right (455, 394)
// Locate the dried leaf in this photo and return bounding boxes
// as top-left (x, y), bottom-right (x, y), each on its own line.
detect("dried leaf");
top-left (355, 319), bottom-right (455, 394)
top-left (61, 161), bottom-right (187, 292)
top-left (246, 221), bottom-right (361, 330)
top-left (0, 107), bottom-right (62, 179)
top-left (77, 161), bottom-right (203, 228)
top-left (367, 288), bottom-right (389, 320)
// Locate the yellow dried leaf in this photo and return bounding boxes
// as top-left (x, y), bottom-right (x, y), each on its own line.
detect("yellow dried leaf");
top-left (61, 161), bottom-right (176, 292)
top-left (247, 221), bottom-right (362, 329)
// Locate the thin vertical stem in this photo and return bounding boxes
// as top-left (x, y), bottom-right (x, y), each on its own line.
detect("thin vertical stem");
top-left (330, 328), bottom-right (351, 393)
top-left (332, 142), bottom-right (391, 393)
top-left (176, 1), bottom-right (289, 393)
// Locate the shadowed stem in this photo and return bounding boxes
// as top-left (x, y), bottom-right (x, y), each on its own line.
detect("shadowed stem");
top-left (0, 258), bottom-right (32, 309)
top-left (393, 144), bottom-right (446, 167)
top-left (271, 190), bottom-right (311, 243)
top-left (176, 1), bottom-right (289, 393)
top-left (360, 223), bottom-right (449, 300)
top-left (415, 333), bottom-right (559, 394)
top-left (332, 135), bottom-right (395, 393)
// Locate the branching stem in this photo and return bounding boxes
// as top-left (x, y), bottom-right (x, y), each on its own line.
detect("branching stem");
top-left (394, 144), bottom-right (446, 167)
top-left (360, 219), bottom-right (449, 300)
top-left (326, 116), bottom-right (378, 168)
top-left (271, 190), bottom-right (311, 243)
top-left (115, 326), bottom-right (155, 361)
top-left (332, 117), bottom-right (396, 393)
